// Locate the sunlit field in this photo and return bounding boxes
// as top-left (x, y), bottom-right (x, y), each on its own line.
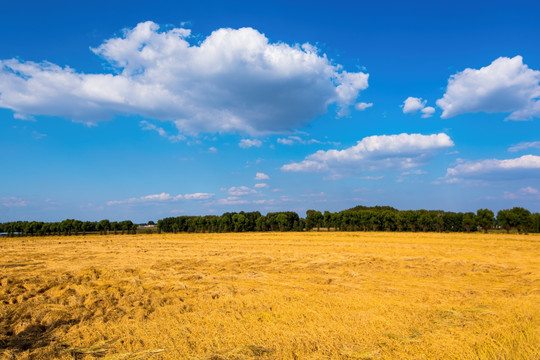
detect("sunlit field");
top-left (1, 232), bottom-right (539, 359)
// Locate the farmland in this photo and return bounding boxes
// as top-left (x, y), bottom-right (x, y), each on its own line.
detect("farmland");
top-left (1, 232), bottom-right (539, 359)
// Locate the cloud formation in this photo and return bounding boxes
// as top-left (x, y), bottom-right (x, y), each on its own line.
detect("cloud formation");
top-left (436, 56), bottom-right (540, 120)
top-left (508, 141), bottom-right (540, 152)
top-left (228, 186), bottom-right (257, 196)
top-left (446, 154), bottom-right (540, 181)
top-left (504, 186), bottom-right (540, 200)
top-left (1, 197), bottom-right (27, 207)
top-left (402, 97), bottom-right (435, 118)
top-left (282, 133), bottom-right (454, 174)
top-left (239, 139), bottom-right (262, 148)
top-left (0, 21), bottom-right (369, 135)
top-left (254, 172), bottom-right (269, 180)
top-left (355, 102), bottom-right (373, 111)
top-left (107, 192), bottom-right (214, 205)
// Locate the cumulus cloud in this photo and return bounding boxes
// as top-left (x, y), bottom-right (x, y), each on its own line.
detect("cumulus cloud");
top-left (508, 141), bottom-right (540, 152)
top-left (228, 186), bottom-right (257, 196)
top-left (420, 106), bottom-right (435, 118)
top-left (355, 102), bottom-right (373, 111)
top-left (107, 192), bottom-right (214, 205)
top-left (402, 97), bottom-right (435, 118)
top-left (239, 139), bottom-right (262, 148)
top-left (0, 21), bottom-right (369, 135)
top-left (445, 154), bottom-right (540, 181)
top-left (254, 183), bottom-right (269, 188)
top-left (282, 133), bottom-right (454, 175)
top-left (402, 97), bottom-right (426, 114)
top-left (254, 172), bottom-right (269, 180)
top-left (436, 56), bottom-right (540, 120)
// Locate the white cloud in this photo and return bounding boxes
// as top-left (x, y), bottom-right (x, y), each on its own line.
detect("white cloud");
top-left (361, 176), bottom-right (384, 180)
top-left (208, 146), bottom-right (218, 153)
top-left (508, 141), bottom-right (540, 152)
top-left (228, 186), bottom-right (257, 196)
top-left (446, 154), bottom-right (540, 181)
top-left (182, 192), bottom-right (214, 200)
top-left (239, 139), bottom-right (262, 148)
top-left (254, 183), bottom-right (269, 188)
top-left (140, 193), bottom-right (172, 201)
top-left (282, 133), bottom-right (454, 175)
top-left (436, 56), bottom-right (540, 120)
top-left (255, 172), bottom-right (269, 180)
top-left (140, 120), bottom-right (186, 142)
top-left (402, 97), bottom-right (435, 117)
top-left (504, 186), bottom-right (540, 200)
top-left (277, 135), bottom-right (322, 146)
top-left (215, 196), bottom-right (250, 205)
top-left (1, 197), bottom-right (27, 207)
top-left (355, 102), bottom-right (373, 111)
top-left (277, 137), bottom-right (294, 145)
top-left (0, 21), bottom-right (369, 135)
top-left (13, 113), bottom-right (35, 121)
top-left (402, 97), bottom-right (426, 114)
top-left (421, 106), bottom-right (435, 118)
top-left (108, 191), bottom-right (214, 205)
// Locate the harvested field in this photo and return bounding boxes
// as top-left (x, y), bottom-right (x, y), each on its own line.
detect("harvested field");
top-left (0, 232), bottom-right (539, 359)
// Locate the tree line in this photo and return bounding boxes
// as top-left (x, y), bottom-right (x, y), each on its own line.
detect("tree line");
top-left (0, 219), bottom-right (137, 237)
top-left (1, 206), bottom-right (539, 237)
top-left (157, 206), bottom-right (540, 234)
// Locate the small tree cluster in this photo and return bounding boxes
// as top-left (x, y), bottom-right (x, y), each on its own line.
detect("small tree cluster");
top-left (0, 219), bottom-right (137, 237)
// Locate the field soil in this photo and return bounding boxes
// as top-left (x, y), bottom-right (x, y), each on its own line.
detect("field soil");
top-left (0, 232), bottom-right (539, 359)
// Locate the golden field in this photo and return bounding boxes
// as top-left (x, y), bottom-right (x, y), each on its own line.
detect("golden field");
top-left (0, 232), bottom-right (539, 360)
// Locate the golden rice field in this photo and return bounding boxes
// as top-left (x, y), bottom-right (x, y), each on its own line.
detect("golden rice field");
top-left (0, 232), bottom-right (539, 360)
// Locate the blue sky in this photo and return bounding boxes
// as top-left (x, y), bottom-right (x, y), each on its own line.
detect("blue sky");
top-left (1, 0), bottom-right (539, 222)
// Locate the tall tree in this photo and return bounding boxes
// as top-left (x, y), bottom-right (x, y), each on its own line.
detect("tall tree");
top-left (476, 209), bottom-right (494, 233)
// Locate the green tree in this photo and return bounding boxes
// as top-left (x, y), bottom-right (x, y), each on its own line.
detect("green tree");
top-left (462, 212), bottom-right (476, 233)
top-left (476, 209), bottom-right (494, 233)
top-left (306, 210), bottom-right (324, 231)
top-left (511, 207), bottom-right (533, 234)
top-left (497, 209), bottom-right (515, 233)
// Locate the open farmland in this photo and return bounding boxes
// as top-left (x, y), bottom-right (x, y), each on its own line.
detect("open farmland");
top-left (0, 232), bottom-right (539, 360)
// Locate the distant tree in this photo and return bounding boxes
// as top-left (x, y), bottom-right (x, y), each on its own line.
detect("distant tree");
top-left (110, 221), bottom-right (119, 235)
top-left (382, 211), bottom-right (397, 231)
top-left (511, 207), bottom-right (533, 234)
top-left (476, 209), bottom-right (494, 233)
top-left (276, 214), bottom-right (288, 231)
top-left (462, 212), bottom-right (476, 233)
top-left (306, 210), bottom-right (324, 231)
top-left (98, 219), bottom-right (110, 235)
top-left (418, 211), bottom-right (432, 232)
top-left (531, 213), bottom-right (540, 233)
top-left (323, 211), bottom-right (332, 231)
top-left (432, 212), bottom-right (444, 233)
top-left (404, 210), bottom-right (418, 232)
top-left (497, 209), bottom-right (516, 233)
top-left (232, 213), bottom-right (247, 232)
top-left (255, 216), bottom-right (267, 231)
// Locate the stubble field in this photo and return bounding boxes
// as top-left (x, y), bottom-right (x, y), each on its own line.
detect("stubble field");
top-left (0, 232), bottom-right (539, 360)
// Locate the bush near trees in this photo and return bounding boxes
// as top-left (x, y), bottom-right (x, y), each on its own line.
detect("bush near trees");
top-left (0, 206), bottom-right (538, 236)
